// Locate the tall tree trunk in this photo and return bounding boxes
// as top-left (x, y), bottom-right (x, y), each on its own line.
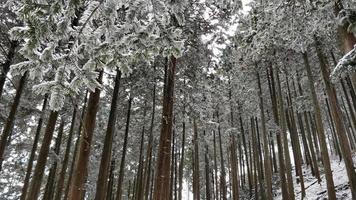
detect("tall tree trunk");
top-left (63, 92), bottom-right (88, 200)
top-left (106, 160), bottom-right (116, 200)
top-left (268, 66), bottom-right (289, 199)
top-left (217, 111), bottom-right (228, 200)
top-left (135, 103), bottom-right (147, 200)
top-left (314, 39), bottom-right (356, 199)
top-left (229, 134), bottom-right (239, 200)
top-left (0, 72), bottom-right (27, 170)
top-left (213, 130), bottom-right (220, 200)
top-left (303, 51), bottom-right (337, 199)
top-left (153, 56), bottom-right (177, 200)
top-left (95, 69), bottom-right (121, 200)
top-left (42, 118), bottom-right (64, 200)
top-left (192, 119), bottom-right (200, 200)
top-left (67, 71), bottom-right (103, 200)
top-left (256, 71), bottom-right (272, 200)
top-left (115, 97), bottom-right (133, 200)
top-left (275, 69), bottom-right (295, 200)
top-left (0, 40), bottom-right (18, 100)
top-left (20, 95), bottom-right (48, 200)
top-left (240, 116), bottom-right (252, 192)
top-left (54, 107), bottom-right (77, 200)
top-left (178, 115), bottom-right (186, 200)
top-left (204, 130), bottom-right (211, 200)
top-left (25, 110), bottom-right (59, 200)
top-left (144, 74), bottom-right (156, 200)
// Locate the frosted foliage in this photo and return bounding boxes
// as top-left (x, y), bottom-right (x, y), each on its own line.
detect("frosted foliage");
top-left (8, 0), bottom-right (185, 111)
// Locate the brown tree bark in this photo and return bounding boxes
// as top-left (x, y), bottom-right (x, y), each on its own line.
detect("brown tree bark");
top-left (42, 118), bottom-right (64, 200)
top-left (63, 92), bottom-right (88, 200)
top-left (54, 107), bottom-right (77, 200)
top-left (25, 110), bottom-right (59, 200)
top-left (314, 39), bottom-right (356, 199)
top-left (303, 51), bottom-right (337, 199)
top-left (192, 119), bottom-right (200, 200)
top-left (67, 71), bottom-right (103, 200)
top-left (115, 97), bottom-right (133, 200)
top-left (0, 72), bottom-right (27, 171)
top-left (153, 56), bottom-right (177, 200)
top-left (20, 95), bottom-right (48, 200)
top-left (94, 69), bottom-right (121, 200)
top-left (256, 71), bottom-right (272, 200)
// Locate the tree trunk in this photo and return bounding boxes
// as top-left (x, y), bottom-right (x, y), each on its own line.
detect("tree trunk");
top-left (217, 111), bottom-right (228, 200)
top-left (63, 92), bottom-right (88, 200)
top-left (54, 107), bottom-right (77, 200)
top-left (303, 51), bottom-right (337, 199)
top-left (95, 69), bottom-right (121, 200)
top-left (153, 56), bottom-right (177, 200)
top-left (256, 71), bottom-right (272, 200)
top-left (275, 69), bottom-right (295, 200)
top-left (314, 39), bottom-right (356, 199)
top-left (192, 119), bottom-right (200, 200)
top-left (25, 110), bottom-right (59, 200)
top-left (268, 66), bottom-right (289, 199)
top-left (204, 130), bottom-right (211, 200)
top-left (67, 71), bottom-right (103, 200)
top-left (0, 72), bottom-right (27, 170)
top-left (115, 97), bottom-right (133, 200)
top-left (20, 95), bottom-right (48, 200)
top-left (42, 118), bottom-right (64, 200)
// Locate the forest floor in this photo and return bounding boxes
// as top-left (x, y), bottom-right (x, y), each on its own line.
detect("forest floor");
top-left (274, 156), bottom-right (352, 200)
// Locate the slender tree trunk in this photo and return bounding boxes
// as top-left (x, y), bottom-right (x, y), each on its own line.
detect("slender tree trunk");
top-left (192, 119), bottom-right (200, 200)
top-left (115, 97), bottom-right (133, 200)
top-left (143, 69), bottom-right (156, 200)
top-left (67, 71), bottom-right (103, 200)
top-left (0, 72), bottom-right (27, 170)
top-left (20, 96), bottom-right (48, 200)
top-left (95, 69), bottom-right (121, 200)
top-left (63, 92), bottom-right (88, 200)
top-left (135, 104), bottom-right (147, 200)
top-left (303, 51), bottom-right (337, 199)
top-left (213, 130), bottom-right (220, 200)
top-left (217, 111), bottom-right (228, 200)
top-left (25, 110), bottom-right (59, 200)
top-left (314, 39), bottom-right (356, 199)
top-left (106, 160), bottom-right (115, 200)
top-left (153, 56), bottom-right (177, 200)
top-left (42, 118), bottom-right (64, 200)
top-left (54, 107), bottom-right (77, 200)
top-left (204, 130), bottom-right (211, 200)
top-left (256, 71), bottom-right (272, 200)
top-left (268, 66), bottom-right (289, 199)
top-left (178, 117), bottom-right (186, 200)
top-left (0, 40), bottom-right (18, 100)
top-left (275, 69), bottom-right (295, 200)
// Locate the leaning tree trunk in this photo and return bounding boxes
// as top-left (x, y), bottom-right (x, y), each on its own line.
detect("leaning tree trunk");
top-left (53, 107), bottom-right (77, 200)
top-left (314, 39), bottom-right (356, 199)
top-left (94, 69), bottom-right (121, 200)
top-left (303, 51), bottom-right (337, 199)
top-left (115, 97), bottom-right (132, 200)
top-left (42, 118), bottom-right (64, 200)
top-left (67, 71), bottom-right (103, 200)
top-left (20, 95), bottom-right (48, 200)
top-left (25, 110), bottom-right (59, 200)
top-left (0, 40), bottom-right (18, 100)
top-left (0, 72), bottom-right (27, 171)
top-left (153, 55), bottom-right (177, 200)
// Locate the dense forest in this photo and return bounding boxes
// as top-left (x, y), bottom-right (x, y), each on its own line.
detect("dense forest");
top-left (1, 0), bottom-right (356, 199)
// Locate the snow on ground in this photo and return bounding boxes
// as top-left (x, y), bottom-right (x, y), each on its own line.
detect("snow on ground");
top-left (275, 157), bottom-right (351, 200)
